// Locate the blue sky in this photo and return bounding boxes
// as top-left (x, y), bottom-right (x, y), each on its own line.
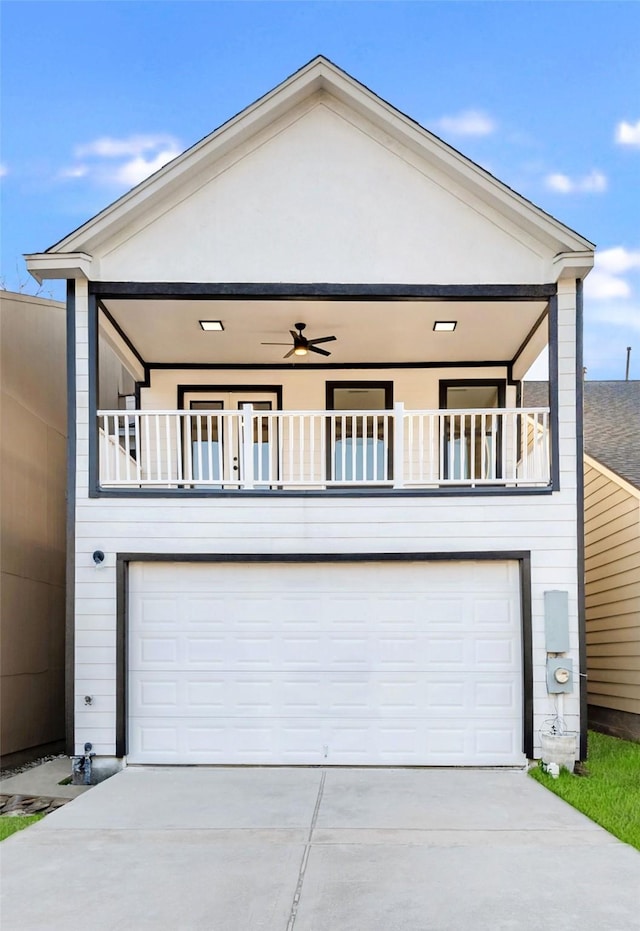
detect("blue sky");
top-left (2, 0), bottom-right (639, 379)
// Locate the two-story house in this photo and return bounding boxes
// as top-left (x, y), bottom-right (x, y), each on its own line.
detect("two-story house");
top-left (26, 57), bottom-right (593, 770)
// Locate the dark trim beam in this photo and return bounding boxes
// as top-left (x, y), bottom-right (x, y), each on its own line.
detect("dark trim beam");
top-left (115, 558), bottom-right (128, 758)
top-left (575, 279), bottom-right (587, 761)
top-left (511, 307), bottom-right (549, 371)
top-left (520, 554), bottom-right (534, 759)
top-left (115, 551), bottom-right (533, 760)
top-left (147, 360), bottom-right (511, 372)
top-left (548, 293), bottom-right (560, 490)
top-left (65, 280), bottom-right (76, 756)
top-left (90, 281), bottom-right (558, 301)
top-left (91, 486), bottom-right (553, 500)
top-left (88, 292), bottom-right (99, 496)
top-left (98, 300), bottom-right (148, 371)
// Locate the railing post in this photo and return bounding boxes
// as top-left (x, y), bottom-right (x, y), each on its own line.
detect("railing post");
top-left (242, 404), bottom-right (254, 490)
top-left (393, 402), bottom-right (405, 489)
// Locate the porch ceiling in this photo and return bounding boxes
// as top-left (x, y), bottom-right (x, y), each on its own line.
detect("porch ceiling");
top-left (100, 298), bottom-right (547, 366)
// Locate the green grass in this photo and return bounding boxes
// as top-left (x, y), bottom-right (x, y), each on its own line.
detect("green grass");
top-left (530, 730), bottom-right (640, 850)
top-left (0, 814), bottom-right (44, 841)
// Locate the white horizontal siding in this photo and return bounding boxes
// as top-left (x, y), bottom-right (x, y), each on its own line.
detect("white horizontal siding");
top-left (73, 494), bottom-right (580, 758)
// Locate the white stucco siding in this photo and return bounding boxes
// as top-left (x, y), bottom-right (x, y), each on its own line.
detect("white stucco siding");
top-left (96, 100), bottom-right (549, 285)
top-left (71, 283), bottom-right (581, 759)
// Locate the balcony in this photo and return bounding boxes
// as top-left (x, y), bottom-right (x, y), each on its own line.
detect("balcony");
top-left (97, 405), bottom-right (550, 491)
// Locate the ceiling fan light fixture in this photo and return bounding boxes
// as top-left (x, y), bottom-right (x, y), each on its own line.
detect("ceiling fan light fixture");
top-left (261, 322), bottom-right (336, 358)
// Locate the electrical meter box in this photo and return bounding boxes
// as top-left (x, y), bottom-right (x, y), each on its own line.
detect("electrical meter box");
top-left (547, 657), bottom-right (574, 694)
top-left (544, 590), bottom-right (570, 653)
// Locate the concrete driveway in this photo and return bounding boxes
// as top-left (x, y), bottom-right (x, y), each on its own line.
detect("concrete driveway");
top-left (1, 767), bottom-right (638, 930)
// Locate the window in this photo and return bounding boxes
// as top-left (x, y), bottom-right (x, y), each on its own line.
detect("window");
top-left (326, 382), bottom-right (393, 483)
top-left (439, 381), bottom-right (506, 481)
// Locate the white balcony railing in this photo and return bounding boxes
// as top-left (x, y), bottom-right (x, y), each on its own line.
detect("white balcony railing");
top-left (98, 405), bottom-right (550, 490)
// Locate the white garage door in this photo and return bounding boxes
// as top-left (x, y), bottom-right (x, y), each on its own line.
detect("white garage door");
top-left (128, 560), bottom-right (524, 765)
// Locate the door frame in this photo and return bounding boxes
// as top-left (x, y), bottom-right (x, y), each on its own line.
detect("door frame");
top-left (177, 384), bottom-right (283, 411)
top-left (116, 550), bottom-right (533, 761)
top-left (177, 384), bottom-right (283, 486)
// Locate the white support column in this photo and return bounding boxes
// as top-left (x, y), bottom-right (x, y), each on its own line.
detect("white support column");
top-left (393, 402), bottom-right (404, 489)
top-left (242, 404), bottom-right (254, 490)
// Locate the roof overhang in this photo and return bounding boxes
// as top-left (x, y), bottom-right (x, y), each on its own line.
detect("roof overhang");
top-left (553, 251), bottom-right (594, 281)
top-left (25, 252), bottom-right (93, 284)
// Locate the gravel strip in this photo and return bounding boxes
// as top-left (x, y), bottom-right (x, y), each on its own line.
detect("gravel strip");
top-left (0, 754), bottom-right (67, 782)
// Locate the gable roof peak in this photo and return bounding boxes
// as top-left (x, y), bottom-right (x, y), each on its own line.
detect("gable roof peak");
top-left (29, 55), bottom-right (594, 269)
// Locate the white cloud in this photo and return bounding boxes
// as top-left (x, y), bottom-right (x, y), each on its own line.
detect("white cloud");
top-left (59, 165), bottom-right (89, 179)
top-left (61, 133), bottom-right (182, 188)
top-left (112, 148), bottom-right (182, 186)
top-left (544, 169), bottom-right (607, 194)
top-left (545, 173), bottom-right (573, 194)
top-left (586, 271), bottom-right (631, 300)
top-left (74, 134), bottom-right (179, 159)
top-left (615, 119), bottom-right (640, 148)
top-left (586, 246), bottom-right (640, 301)
top-left (436, 110), bottom-right (496, 137)
top-left (596, 246), bottom-right (640, 275)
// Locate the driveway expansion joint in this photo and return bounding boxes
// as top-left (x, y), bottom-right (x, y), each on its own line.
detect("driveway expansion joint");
top-left (286, 769), bottom-right (326, 931)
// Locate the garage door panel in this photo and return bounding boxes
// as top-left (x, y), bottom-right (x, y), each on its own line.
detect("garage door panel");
top-left (473, 597), bottom-right (515, 627)
top-left (130, 716), bottom-right (522, 765)
top-left (128, 561), bottom-right (524, 765)
top-left (474, 725), bottom-right (521, 757)
top-left (131, 631), bottom-right (519, 673)
top-left (130, 671), bottom-right (520, 720)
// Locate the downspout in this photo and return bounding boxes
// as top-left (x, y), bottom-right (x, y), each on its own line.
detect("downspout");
top-left (575, 278), bottom-right (588, 760)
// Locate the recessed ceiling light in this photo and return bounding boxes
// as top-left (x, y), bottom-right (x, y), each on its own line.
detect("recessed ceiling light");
top-left (433, 321), bottom-right (457, 332)
top-left (199, 320), bottom-right (224, 331)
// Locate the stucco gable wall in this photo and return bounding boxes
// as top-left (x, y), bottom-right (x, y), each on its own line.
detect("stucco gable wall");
top-left (96, 99), bottom-right (551, 284)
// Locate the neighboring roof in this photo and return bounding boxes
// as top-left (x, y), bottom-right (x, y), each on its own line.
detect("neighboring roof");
top-left (521, 381), bottom-right (549, 410)
top-left (32, 55), bottom-right (594, 263)
top-left (524, 380), bottom-right (640, 489)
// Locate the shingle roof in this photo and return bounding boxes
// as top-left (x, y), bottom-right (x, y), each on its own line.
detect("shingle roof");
top-left (521, 381), bottom-right (548, 409)
top-left (523, 380), bottom-right (640, 489)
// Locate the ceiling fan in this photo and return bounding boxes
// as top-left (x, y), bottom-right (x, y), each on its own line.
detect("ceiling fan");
top-left (261, 322), bottom-right (337, 358)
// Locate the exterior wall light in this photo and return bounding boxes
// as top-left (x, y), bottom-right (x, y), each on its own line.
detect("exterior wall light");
top-left (433, 321), bottom-right (457, 332)
top-left (199, 321), bottom-right (224, 331)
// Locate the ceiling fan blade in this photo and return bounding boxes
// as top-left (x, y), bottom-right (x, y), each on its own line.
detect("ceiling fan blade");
top-left (289, 330), bottom-right (300, 341)
top-left (307, 335), bottom-right (336, 345)
top-left (283, 347), bottom-right (296, 359)
top-left (309, 345), bottom-right (331, 357)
